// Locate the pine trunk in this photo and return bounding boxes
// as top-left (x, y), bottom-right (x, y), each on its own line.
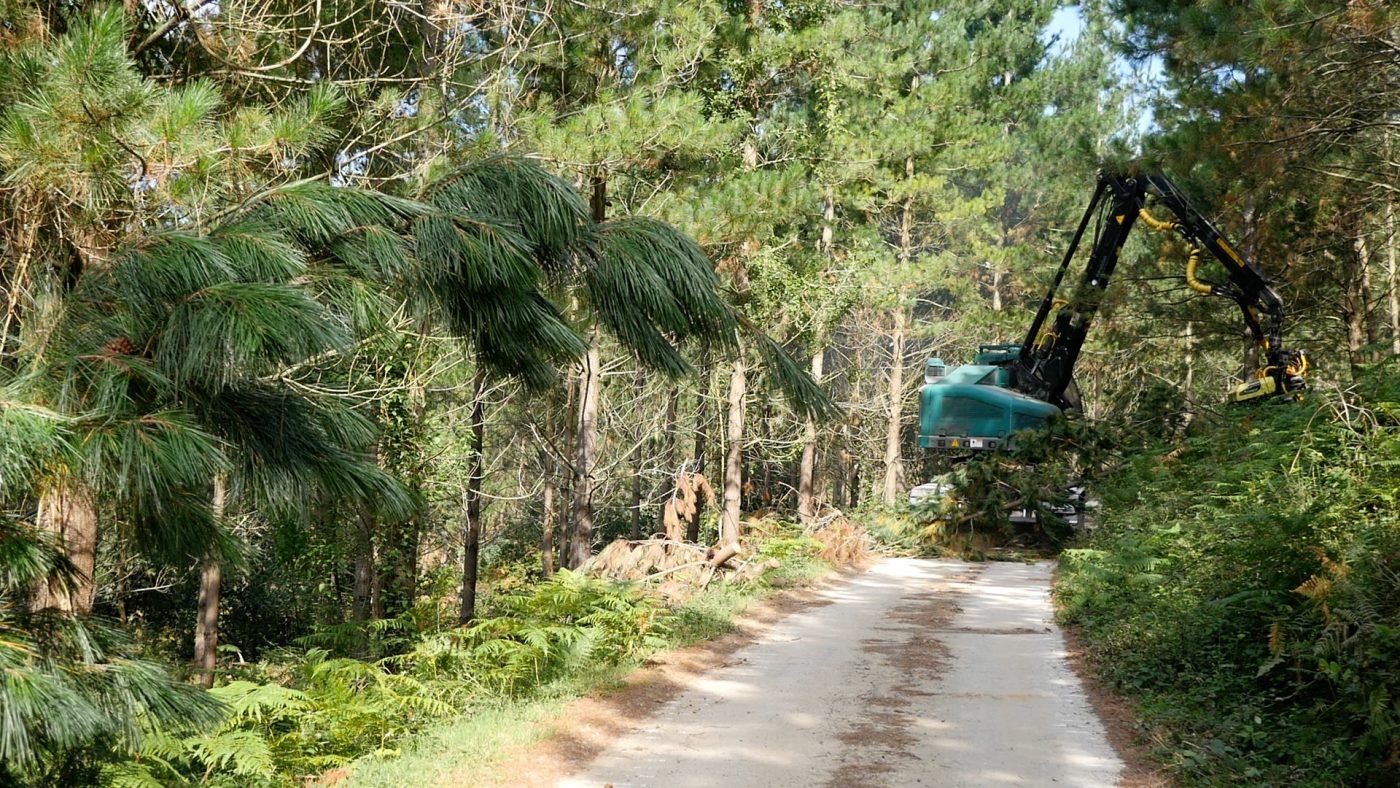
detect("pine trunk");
top-left (1183, 321), bottom-right (1196, 427)
top-left (1387, 200), bottom-right (1400, 356)
top-left (849, 458), bottom-right (862, 509)
top-left (192, 476), bottom-right (226, 688)
top-left (833, 447), bottom-right (846, 511)
top-left (351, 510), bottom-right (374, 623)
top-left (1360, 231), bottom-right (1378, 354)
top-left (629, 374), bottom-right (645, 540)
top-left (882, 310), bottom-right (907, 506)
top-left (33, 477), bottom-right (98, 615)
top-left (569, 332), bottom-right (602, 568)
top-left (687, 366), bottom-right (710, 542)
top-left (460, 369), bottom-right (486, 624)
top-left (720, 353), bottom-right (746, 545)
top-left (797, 346), bottom-right (824, 523)
top-left (540, 407), bottom-right (557, 578)
top-left (558, 366), bottom-right (578, 571)
top-left (1348, 235), bottom-right (1370, 375)
top-left (655, 385), bottom-right (680, 532)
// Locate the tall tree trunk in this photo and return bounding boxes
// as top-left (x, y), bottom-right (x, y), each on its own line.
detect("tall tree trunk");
top-left (1360, 230), bottom-right (1378, 354)
top-left (687, 367), bottom-right (710, 543)
top-left (193, 476), bottom-right (226, 688)
top-left (558, 366), bottom-right (578, 571)
top-left (1183, 321), bottom-right (1196, 428)
top-left (629, 374), bottom-right (644, 539)
top-left (800, 185), bottom-right (835, 524)
top-left (352, 443), bottom-right (380, 622)
top-left (32, 477), bottom-right (98, 615)
top-left (569, 331), bottom-right (602, 568)
top-left (460, 369), bottom-right (486, 624)
top-left (541, 458), bottom-right (556, 578)
top-left (842, 363), bottom-right (862, 510)
top-left (833, 447), bottom-right (846, 511)
top-left (849, 457), bottom-right (861, 509)
top-left (1348, 236), bottom-right (1370, 375)
top-left (540, 407), bottom-right (557, 578)
top-left (655, 386), bottom-right (680, 532)
top-left (568, 173), bottom-right (607, 568)
top-left (1386, 199), bottom-right (1400, 356)
top-left (882, 310), bottom-right (907, 506)
top-left (756, 397), bottom-right (772, 509)
top-left (882, 148), bottom-right (914, 507)
top-left (797, 347), bottom-right (824, 523)
top-left (352, 509), bottom-right (374, 623)
top-left (720, 353), bottom-right (746, 545)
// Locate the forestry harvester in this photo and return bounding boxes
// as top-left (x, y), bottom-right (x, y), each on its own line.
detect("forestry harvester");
top-left (912, 172), bottom-right (1308, 509)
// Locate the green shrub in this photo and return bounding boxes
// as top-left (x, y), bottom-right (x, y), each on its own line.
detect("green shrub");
top-left (1057, 385), bottom-right (1400, 786)
top-left (111, 572), bottom-right (668, 785)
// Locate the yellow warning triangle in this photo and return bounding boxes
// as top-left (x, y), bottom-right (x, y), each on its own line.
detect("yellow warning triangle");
top-left (1115, 214), bottom-right (1125, 224)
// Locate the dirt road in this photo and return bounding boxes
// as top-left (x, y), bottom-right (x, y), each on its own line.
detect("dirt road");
top-left (558, 558), bottom-right (1125, 787)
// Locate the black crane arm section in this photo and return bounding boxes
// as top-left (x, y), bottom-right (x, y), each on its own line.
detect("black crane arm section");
top-left (1008, 172), bottom-right (1306, 410)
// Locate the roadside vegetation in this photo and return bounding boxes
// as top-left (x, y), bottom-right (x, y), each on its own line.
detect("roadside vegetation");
top-left (1057, 376), bottom-right (1400, 786)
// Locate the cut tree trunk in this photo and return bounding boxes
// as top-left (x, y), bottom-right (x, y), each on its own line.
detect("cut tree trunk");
top-left (192, 475), bottom-right (226, 688)
top-left (720, 353), bottom-right (746, 545)
top-left (569, 331), bottom-right (602, 568)
top-left (882, 310), bottom-right (907, 506)
top-left (460, 369), bottom-right (486, 624)
top-left (32, 477), bottom-right (98, 615)
top-left (797, 346), bottom-right (824, 523)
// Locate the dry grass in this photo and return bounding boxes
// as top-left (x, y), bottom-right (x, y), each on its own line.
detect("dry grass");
top-left (806, 510), bottom-right (873, 564)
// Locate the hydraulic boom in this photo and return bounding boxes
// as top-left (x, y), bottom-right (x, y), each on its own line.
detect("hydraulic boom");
top-left (917, 172), bottom-right (1307, 452)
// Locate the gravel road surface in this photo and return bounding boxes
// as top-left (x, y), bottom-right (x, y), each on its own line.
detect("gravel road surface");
top-left (559, 558), bottom-right (1124, 787)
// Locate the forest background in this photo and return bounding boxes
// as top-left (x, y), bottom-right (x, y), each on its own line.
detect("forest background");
top-left (0, 0), bottom-right (1395, 785)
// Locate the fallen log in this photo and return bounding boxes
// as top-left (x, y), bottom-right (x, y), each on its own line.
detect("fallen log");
top-left (707, 541), bottom-right (742, 568)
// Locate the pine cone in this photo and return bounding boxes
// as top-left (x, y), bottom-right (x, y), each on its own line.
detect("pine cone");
top-left (104, 336), bottom-right (136, 356)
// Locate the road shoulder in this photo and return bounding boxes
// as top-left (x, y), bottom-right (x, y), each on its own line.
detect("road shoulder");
top-left (448, 563), bottom-right (871, 788)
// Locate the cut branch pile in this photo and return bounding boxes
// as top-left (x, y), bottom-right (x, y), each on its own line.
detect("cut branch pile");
top-left (580, 534), bottom-right (750, 599)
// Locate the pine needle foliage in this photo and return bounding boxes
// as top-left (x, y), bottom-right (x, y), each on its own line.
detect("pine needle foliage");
top-left (589, 217), bottom-right (738, 378)
top-left (0, 521), bottom-right (223, 785)
top-left (425, 157), bottom-right (590, 272)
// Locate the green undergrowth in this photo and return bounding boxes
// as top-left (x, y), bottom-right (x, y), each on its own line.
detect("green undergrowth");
top-left (106, 526), bottom-right (833, 787)
top-left (1056, 380), bottom-right (1400, 786)
top-left (345, 538), bottom-right (831, 787)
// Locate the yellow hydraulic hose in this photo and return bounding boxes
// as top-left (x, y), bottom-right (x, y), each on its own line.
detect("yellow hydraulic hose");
top-left (1185, 246), bottom-right (1213, 294)
top-left (1138, 208), bottom-right (1177, 233)
top-left (1140, 209), bottom-right (1211, 295)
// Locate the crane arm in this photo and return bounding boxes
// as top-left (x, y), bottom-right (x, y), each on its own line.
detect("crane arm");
top-left (1010, 172), bottom-right (1306, 409)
